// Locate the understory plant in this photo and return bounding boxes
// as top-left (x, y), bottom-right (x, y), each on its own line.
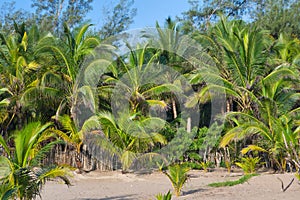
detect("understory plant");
top-left (164, 164), bottom-right (190, 197)
top-left (200, 161), bottom-right (211, 172)
top-left (235, 157), bottom-right (261, 174)
top-left (0, 122), bottom-right (71, 199)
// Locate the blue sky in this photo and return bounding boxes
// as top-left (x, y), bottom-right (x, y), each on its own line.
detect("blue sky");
top-left (12, 0), bottom-right (192, 29)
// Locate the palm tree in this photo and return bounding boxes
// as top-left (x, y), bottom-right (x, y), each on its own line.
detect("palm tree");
top-left (191, 15), bottom-right (272, 112)
top-left (272, 33), bottom-right (300, 65)
top-left (0, 23), bottom-right (42, 131)
top-left (220, 66), bottom-right (300, 171)
top-left (164, 164), bottom-right (190, 196)
top-left (0, 122), bottom-right (71, 199)
top-left (53, 114), bottom-right (100, 171)
top-left (96, 111), bottom-right (167, 172)
top-left (144, 19), bottom-right (199, 121)
top-left (98, 43), bottom-right (181, 115)
top-left (31, 23), bottom-right (101, 118)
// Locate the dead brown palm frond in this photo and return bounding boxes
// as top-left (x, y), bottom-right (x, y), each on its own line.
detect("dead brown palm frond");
top-left (277, 177), bottom-right (294, 192)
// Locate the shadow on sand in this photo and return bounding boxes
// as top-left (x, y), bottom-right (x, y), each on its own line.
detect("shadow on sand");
top-left (183, 188), bottom-right (206, 196)
top-left (78, 194), bottom-right (137, 200)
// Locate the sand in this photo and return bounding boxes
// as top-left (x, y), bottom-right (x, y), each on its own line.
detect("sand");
top-left (38, 170), bottom-right (300, 200)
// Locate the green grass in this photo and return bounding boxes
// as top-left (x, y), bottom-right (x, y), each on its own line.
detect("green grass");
top-left (208, 173), bottom-right (259, 187)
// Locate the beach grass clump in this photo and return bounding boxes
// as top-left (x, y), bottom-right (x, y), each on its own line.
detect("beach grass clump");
top-left (208, 173), bottom-right (259, 187)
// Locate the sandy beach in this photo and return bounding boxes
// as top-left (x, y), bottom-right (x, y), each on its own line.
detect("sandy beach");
top-left (38, 170), bottom-right (300, 200)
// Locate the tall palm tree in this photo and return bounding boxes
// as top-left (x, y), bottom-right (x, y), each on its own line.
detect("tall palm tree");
top-left (32, 23), bottom-right (101, 118)
top-left (98, 43), bottom-right (180, 115)
top-left (144, 19), bottom-right (199, 121)
top-left (191, 15), bottom-right (272, 112)
top-left (220, 66), bottom-right (300, 171)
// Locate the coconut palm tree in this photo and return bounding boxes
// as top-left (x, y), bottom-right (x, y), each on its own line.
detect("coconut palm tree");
top-left (96, 111), bottom-right (167, 172)
top-left (190, 15), bottom-right (272, 112)
top-left (53, 114), bottom-right (100, 171)
top-left (31, 23), bottom-right (101, 117)
top-left (0, 121), bottom-right (71, 199)
top-left (144, 19), bottom-right (201, 121)
top-left (220, 66), bottom-right (300, 171)
top-left (98, 43), bottom-right (181, 115)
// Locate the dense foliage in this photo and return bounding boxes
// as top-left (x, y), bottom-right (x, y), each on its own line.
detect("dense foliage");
top-left (1, 0), bottom-right (300, 198)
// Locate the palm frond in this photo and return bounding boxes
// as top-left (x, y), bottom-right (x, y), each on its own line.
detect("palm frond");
top-left (30, 140), bottom-right (64, 166)
top-left (241, 145), bottom-right (267, 155)
top-left (0, 136), bottom-right (10, 157)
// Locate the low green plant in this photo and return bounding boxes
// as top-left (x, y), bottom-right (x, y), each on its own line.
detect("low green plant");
top-left (156, 161), bottom-right (166, 172)
top-left (235, 157), bottom-right (261, 174)
top-left (200, 161), bottom-right (210, 172)
top-left (164, 164), bottom-right (190, 197)
top-left (0, 122), bottom-right (71, 200)
top-left (208, 174), bottom-right (259, 187)
top-left (155, 191), bottom-right (172, 200)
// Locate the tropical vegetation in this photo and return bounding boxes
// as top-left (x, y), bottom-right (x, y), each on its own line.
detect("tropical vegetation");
top-left (1, 0), bottom-right (300, 198)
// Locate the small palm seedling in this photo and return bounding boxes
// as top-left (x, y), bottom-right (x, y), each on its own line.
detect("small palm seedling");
top-left (155, 191), bottom-right (172, 200)
top-left (164, 164), bottom-right (190, 197)
top-left (156, 161), bottom-right (166, 172)
top-left (235, 157), bottom-right (261, 174)
top-left (200, 161), bottom-right (210, 173)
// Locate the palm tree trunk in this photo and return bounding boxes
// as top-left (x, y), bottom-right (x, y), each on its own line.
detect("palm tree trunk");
top-left (75, 151), bottom-right (83, 173)
top-left (64, 144), bottom-right (68, 164)
top-left (172, 99), bottom-right (177, 119)
top-left (187, 117), bottom-right (191, 133)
